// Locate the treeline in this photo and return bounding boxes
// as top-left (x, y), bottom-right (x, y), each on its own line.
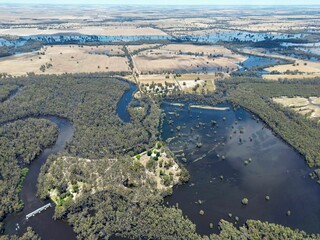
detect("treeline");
top-left (0, 119), bottom-right (58, 231)
top-left (0, 227), bottom-right (39, 240)
top-left (210, 219), bottom-right (320, 239)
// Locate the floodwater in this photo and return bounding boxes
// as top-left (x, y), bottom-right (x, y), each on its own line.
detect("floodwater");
top-left (240, 55), bottom-right (284, 70)
top-left (161, 102), bottom-right (320, 236)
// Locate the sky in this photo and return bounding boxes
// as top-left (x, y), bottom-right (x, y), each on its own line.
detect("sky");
top-left (0, 0), bottom-right (319, 5)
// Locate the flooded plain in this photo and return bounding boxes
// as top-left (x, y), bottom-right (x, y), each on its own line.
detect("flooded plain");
top-left (162, 102), bottom-right (320, 236)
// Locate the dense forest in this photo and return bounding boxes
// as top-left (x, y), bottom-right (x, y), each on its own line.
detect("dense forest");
top-left (210, 219), bottom-right (320, 239)
top-left (0, 85), bottom-right (19, 102)
top-left (0, 227), bottom-right (39, 240)
top-left (0, 118), bottom-right (58, 231)
top-left (0, 74), bottom-right (160, 158)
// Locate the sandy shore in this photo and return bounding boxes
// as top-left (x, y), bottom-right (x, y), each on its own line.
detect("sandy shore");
top-left (189, 105), bottom-right (230, 110)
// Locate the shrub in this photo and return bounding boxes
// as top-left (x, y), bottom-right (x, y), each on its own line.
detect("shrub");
top-left (242, 198), bottom-right (249, 205)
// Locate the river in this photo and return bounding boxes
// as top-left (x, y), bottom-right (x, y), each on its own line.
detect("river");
top-left (3, 116), bottom-right (76, 240)
top-left (116, 80), bottom-right (137, 123)
top-left (2, 80), bottom-right (137, 239)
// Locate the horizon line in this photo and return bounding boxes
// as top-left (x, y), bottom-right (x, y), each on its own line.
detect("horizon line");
top-left (1, 3), bottom-right (320, 5)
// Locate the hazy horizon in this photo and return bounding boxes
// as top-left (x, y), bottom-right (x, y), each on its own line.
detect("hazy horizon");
top-left (0, 0), bottom-right (320, 5)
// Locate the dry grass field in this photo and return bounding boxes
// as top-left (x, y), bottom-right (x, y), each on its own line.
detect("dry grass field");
top-left (266, 60), bottom-right (320, 74)
top-left (127, 44), bottom-right (162, 53)
top-left (137, 73), bottom-right (223, 94)
top-left (273, 96), bottom-right (320, 121)
top-left (227, 15), bottom-right (319, 32)
top-left (158, 44), bottom-right (237, 55)
top-left (176, 73), bottom-right (225, 93)
top-left (138, 74), bottom-right (176, 85)
top-left (133, 44), bottom-right (246, 74)
top-left (0, 26), bottom-right (167, 37)
top-left (0, 45), bottom-right (130, 76)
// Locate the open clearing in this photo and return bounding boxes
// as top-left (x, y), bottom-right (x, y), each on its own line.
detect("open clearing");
top-left (273, 96), bottom-right (320, 121)
top-left (139, 74), bottom-right (176, 84)
top-left (137, 73), bottom-right (223, 94)
top-left (134, 144), bottom-right (182, 190)
top-left (0, 45), bottom-right (130, 76)
top-left (176, 73), bottom-right (226, 93)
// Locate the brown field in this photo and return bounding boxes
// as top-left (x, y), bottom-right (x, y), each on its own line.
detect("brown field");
top-left (227, 15), bottom-right (318, 32)
top-left (0, 45), bottom-right (130, 76)
top-left (273, 96), bottom-right (320, 121)
top-left (266, 60), bottom-right (320, 74)
top-left (138, 74), bottom-right (176, 85)
top-left (134, 54), bottom-right (241, 74)
top-left (133, 45), bottom-right (246, 74)
top-left (138, 73), bottom-right (222, 94)
top-left (127, 44), bottom-right (162, 54)
top-left (133, 44), bottom-right (245, 74)
top-left (158, 44), bottom-right (237, 56)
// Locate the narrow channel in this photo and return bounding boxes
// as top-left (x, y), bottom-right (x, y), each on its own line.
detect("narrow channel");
top-left (3, 116), bottom-right (76, 240)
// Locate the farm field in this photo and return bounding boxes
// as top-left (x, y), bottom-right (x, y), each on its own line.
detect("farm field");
top-left (266, 60), bottom-right (320, 74)
top-left (127, 44), bottom-right (162, 53)
top-left (133, 44), bottom-right (246, 74)
top-left (0, 45), bottom-right (130, 76)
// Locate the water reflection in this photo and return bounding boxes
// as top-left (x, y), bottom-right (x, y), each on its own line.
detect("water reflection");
top-left (162, 102), bottom-right (320, 236)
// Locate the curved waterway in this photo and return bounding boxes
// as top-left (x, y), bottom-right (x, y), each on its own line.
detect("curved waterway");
top-left (116, 80), bottom-right (137, 123)
top-left (2, 80), bottom-right (137, 239)
top-left (3, 116), bottom-right (76, 240)
top-left (161, 102), bottom-right (320, 236)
